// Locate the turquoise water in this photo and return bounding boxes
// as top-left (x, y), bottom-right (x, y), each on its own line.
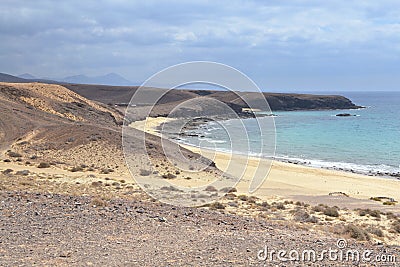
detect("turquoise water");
top-left (180, 91), bottom-right (400, 175)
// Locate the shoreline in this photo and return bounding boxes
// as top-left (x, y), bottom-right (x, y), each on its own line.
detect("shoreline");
top-left (130, 117), bottom-right (400, 210)
top-left (134, 116), bottom-right (400, 179)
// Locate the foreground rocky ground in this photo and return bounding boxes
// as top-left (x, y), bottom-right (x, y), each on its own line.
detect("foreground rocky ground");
top-left (1, 186), bottom-right (399, 266)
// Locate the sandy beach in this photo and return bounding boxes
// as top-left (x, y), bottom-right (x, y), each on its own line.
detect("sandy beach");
top-left (131, 117), bottom-right (400, 211)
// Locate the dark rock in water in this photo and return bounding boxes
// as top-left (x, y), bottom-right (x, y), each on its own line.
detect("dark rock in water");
top-left (336, 113), bottom-right (354, 117)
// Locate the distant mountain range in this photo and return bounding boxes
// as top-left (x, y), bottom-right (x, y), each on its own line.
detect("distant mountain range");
top-left (61, 73), bottom-right (132, 86)
top-left (0, 72), bottom-right (134, 86)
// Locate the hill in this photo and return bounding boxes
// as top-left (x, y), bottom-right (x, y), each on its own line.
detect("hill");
top-left (64, 84), bottom-right (362, 119)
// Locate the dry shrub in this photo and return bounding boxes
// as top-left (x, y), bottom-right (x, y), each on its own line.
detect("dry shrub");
top-left (294, 210), bottom-right (318, 223)
top-left (238, 195), bottom-right (248, 201)
top-left (91, 198), bottom-right (107, 207)
top-left (323, 207), bottom-right (339, 217)
top-left (276, 203), bottom-right (286, 210)
top-left (70, 166), bottom-right (84, 172)
top-left (367, 226), bottom-right (384, 237)
top-left (139, 169), bottom-right (152, 176)
top-left (7, 151), bottom-right (22, 158)
top-left (38, 162), bottom-right (51, 168)
top-left (209, 202), bottom-right (225, 210)
top-left (393, 221), bottom-right (400, 233)
top-left (312, 205), bottom-right (325, 213)
top-left (343, 224), bottom-right (370, 241)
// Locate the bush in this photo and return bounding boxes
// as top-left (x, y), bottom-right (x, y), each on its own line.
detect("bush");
top-left (367, 227), bottom-right (384, 237)
top-left (209, 202), bottom-right (225, 210)
top-left (248, 196), bottom-right (260, 204)
top-left (393, 221), bottom-right (400, 233)
top-left (2, 169), bottom-right (13, 175)
top-left (312, 205), bottom-right (325, 213)
top-left (343, 224), bottom-right (370, 241)
top-left (101, 168), bottom-right (114, 174)
top-left (139, 169), bottom-right (152, 176)
top-left (7, 151), bottom-right (22, 158)
top-left (238, 195), bottom-right (248, 201)
top-left (276, 203), bottom-right (286, 210)
top-left (259, 201), bottom-right (270, 208)
top-left (91, 198), bottom-right (107, 207)
top-left (162, 173), bottom-right (177, 179)
top-left (369, 210), bottom-right (381, 218)
top-left (37, 162), bottom-right (51, 168)
top-left (358, 209), bottom-right (381, 218)
top-left (205, 186), bottom-right (218, 192)
top-left (294, 210), bottom-right (318, 223)
top-left (70, 166), bottom-right (84, 172)
top-left (323, 207), bottom-right (339, 217)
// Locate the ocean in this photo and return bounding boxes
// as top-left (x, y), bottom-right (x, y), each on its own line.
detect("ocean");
top-left (178, 91), bottom-right (400, 176)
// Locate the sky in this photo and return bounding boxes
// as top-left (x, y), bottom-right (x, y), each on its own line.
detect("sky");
top-left (1, 0), bottom-right (400, 91)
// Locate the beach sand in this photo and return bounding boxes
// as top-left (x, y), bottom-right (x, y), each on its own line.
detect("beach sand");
top-left (131, 117), bottom-right (400, 211)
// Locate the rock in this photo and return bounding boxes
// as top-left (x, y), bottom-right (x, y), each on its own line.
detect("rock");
top-left (336, 113), bottom-right (354, 117)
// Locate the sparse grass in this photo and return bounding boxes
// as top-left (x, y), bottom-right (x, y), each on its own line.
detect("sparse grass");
top-left (370, 197), bottom-right (382, 202)
top-left (37, 162), bottom-right (51, 168)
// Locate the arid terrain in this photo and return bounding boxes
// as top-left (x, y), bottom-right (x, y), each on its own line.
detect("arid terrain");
top-left (0, 82), bottom-right (399, 266)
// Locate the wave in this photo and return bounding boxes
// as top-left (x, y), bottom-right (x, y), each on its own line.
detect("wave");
top-left (274, 155), bottom-right (400, 176)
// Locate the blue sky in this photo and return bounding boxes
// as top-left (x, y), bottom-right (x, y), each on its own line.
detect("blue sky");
top-left (1, 0), bottom-right (400, 91)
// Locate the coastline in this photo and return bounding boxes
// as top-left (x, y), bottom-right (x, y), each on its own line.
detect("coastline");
top-left (130, 117), bottom-right (400, 211)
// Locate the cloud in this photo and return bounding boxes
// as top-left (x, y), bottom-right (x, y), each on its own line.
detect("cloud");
top-left (0, 0), bottom-right (400, 90)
